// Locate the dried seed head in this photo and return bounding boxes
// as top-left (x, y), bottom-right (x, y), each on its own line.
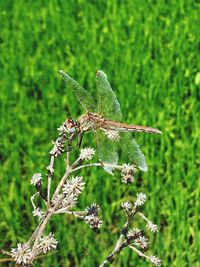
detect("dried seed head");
top-left (85, 203), bottom-right (100, 216)
top-left (127, 228), bottom-right (142, 240)
top-left (63, 176), bottom-right (85, 197)
top-left (149, 255), bottom-right (162, 266)
top-left (11, 243), bottom-right (31, 265)
top-left (121, 163), bottom-right (136, 175)
top-left (121, 201), bottom-right (133, 212)
top-left (147, 221), bottom-right (158, 233)
top-left (80, 147), bottom-right (96, 160)
top-left (37, 233), bottom-right (58, 254)
top-left (85, 215), bottom-right (103, 229)
top-left (134, 193), bottom-right (147, 207)
top-left (134, 236), bottom-right (149, 249)
top-left (32, 208), bottom-right (45, 221)
top-left (31, 173), bottom-right (42, 186)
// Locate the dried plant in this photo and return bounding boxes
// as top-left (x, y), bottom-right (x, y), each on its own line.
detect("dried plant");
top-left (1, 70), bottom-right (162, 266)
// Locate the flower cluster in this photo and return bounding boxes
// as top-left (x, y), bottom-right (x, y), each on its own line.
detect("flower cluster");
top-left (119, 193), bottom-right (161, 266)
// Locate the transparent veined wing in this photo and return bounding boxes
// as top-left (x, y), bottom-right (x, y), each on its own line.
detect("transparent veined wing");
top-left (119, 132), bottom-right (148, 172)
top-left (95, 129), bottom-right (118, 175)
top-left (59, 70), bottom-right (96, 113)
top-left (96, 70), bottom-right (122, 121)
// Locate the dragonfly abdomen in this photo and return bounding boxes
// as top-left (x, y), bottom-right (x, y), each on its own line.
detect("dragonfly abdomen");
top-left (103, 121), bottom-right (162, 134)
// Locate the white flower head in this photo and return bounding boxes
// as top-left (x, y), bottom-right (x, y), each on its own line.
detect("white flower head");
top-left (63, 176), bottom-right (85, 197)
top-left (85, 203), bottom-right (100, 216)
top-left (121, 201), bottom-right (133, 211)
top-left (147, 221), bottom-right (158, 233)
top-left (37, 232), bottom-right (58, 254)
top-left (127, 228), bottom-right (142, 239)
top-left (85, 215), bottom-right (103, 229)
top-left (104, 130), bottom-right (120, 141)
top-left (32, 208), bottom-right (45, 221)
top-left (149, 255), bottom-right (162, 266)
top-left (80, 147), bottom-right (95, 160)
top-left (11, 243), bottom-right (31, 265)
top-left (31, 173), bottom-right (42, 186)
top-left (134, 193), bottom-right (147, 207)
top-left (135, 236), bottom-right (149, 249)
top-left (121, 163), bottom-right (136, 174)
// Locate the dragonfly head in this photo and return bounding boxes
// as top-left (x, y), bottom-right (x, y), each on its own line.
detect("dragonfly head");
top-left (65, 118), bottom-right (77, 133)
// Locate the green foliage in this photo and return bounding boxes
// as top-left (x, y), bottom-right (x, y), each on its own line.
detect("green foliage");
top-left (0, 1), bottom-right (199, 266)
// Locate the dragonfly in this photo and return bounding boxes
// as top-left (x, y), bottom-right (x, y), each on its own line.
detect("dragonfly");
top-left (59, 70), bottom-right (162, 174)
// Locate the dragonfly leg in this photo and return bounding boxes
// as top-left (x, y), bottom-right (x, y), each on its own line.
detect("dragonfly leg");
top-left (77, 133), bottom-right (83, 148)
top-left (67, 132), bottom-right (77, 151)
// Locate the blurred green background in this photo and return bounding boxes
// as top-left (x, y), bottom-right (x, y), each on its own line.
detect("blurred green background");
top-left (0, 1), bottom-right (199, 266)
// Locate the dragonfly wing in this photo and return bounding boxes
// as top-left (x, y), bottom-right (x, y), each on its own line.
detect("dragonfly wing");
top-left (59, 70), bottom-right (96, 112)
top-left (96, 70), bottom-right (122, 121)
top-left (120, 132), bottom-right (148, 172)
top-left (95, 129), bottom-right (118, 175)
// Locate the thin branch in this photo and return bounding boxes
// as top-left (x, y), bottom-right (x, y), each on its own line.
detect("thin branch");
top-left (47, 155), bottom-right (55, 206)
top-left (31, 192), bottom-right (39, 210)
top-left (129, 245), bottom-right (149, 259)
top-left (71, 162), bottom-right (124, 173)
top-left (52, 167), bottom-right (71, 201)
top-left (99, 240), bottom-right (128, 267)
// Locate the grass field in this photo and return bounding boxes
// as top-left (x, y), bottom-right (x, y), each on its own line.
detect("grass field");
top-left (0, 1), bottom-right (199, 266)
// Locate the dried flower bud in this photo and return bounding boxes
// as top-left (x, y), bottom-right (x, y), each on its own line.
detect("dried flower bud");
top-left (147, 221), bottom-right (158, 233)
top-left (134, 236), bottom-right (149, 249)
top-left (127, 228), bottom-right (142, 240)
top-left (85, 215), bottom-right (103, 229)
top-left (11, 243), bottom-right (31, 265)
top-left (121, 163), bottom-right (136, 175)
top-left (134, 193), bottom-right (146, 207)
top-left (80, 147), bottom-right (95, 160)
top-left (85, 203), bottom-right (100, 216)
top-left (121, 201), bottom-right (133, 212)
top-left (32, 208), bottom-right (45, 221)
top-left (37, 233), bottom-right (58, 254)
top-left (63, 176), bottom-right (85, 197)
top-left (149, 255), bottom-right (162, 266)
top-left (31, 173), bottom-right (42, 186)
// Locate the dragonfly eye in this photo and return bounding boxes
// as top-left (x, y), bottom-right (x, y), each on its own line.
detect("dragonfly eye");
top-left (66, 118), bottom-right (76, 133)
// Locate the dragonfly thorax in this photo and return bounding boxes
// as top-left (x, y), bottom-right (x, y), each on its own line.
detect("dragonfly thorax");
top-left (78, 113), bottom-right (103, 132)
